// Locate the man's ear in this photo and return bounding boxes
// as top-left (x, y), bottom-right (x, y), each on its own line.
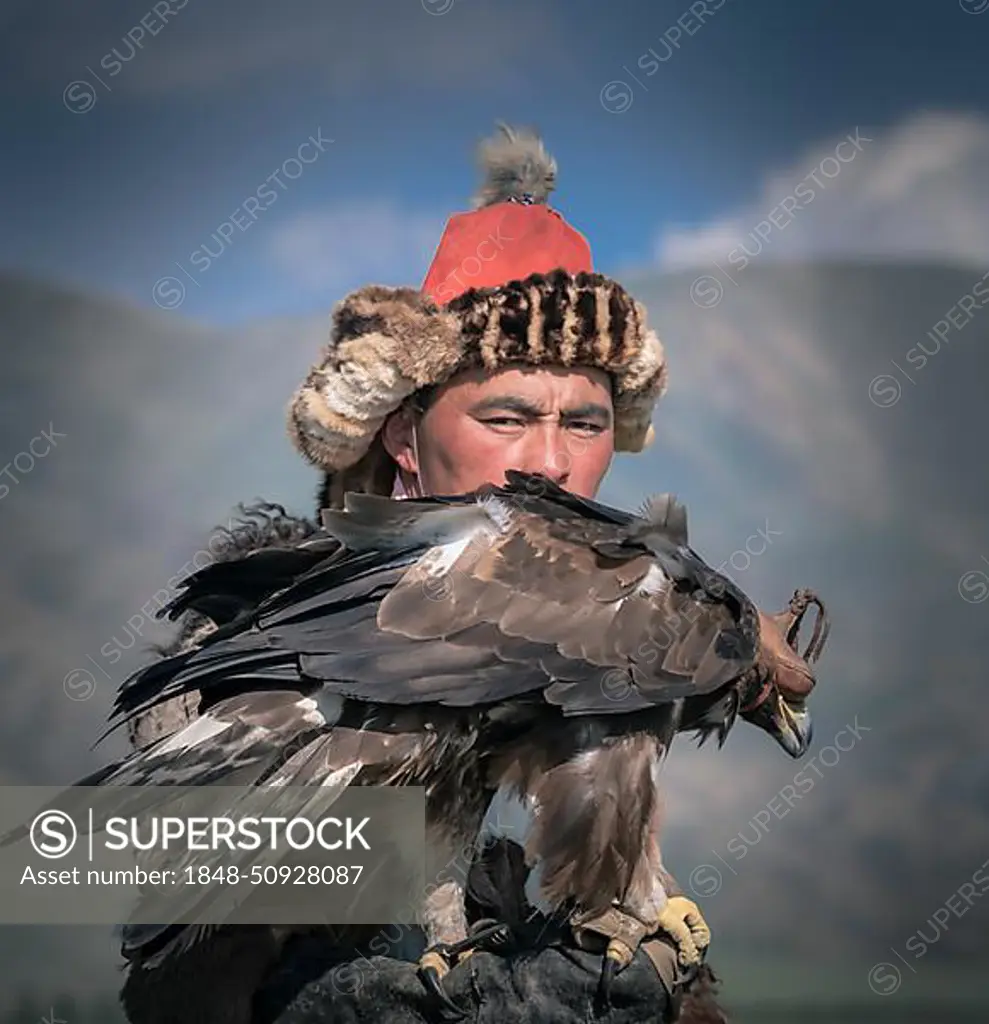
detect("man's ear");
top-left (381, 406), bottom-right (419, 475)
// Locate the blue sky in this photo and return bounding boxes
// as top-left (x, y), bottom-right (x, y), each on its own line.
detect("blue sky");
top-left (1, 0), bottom-right (987, 323)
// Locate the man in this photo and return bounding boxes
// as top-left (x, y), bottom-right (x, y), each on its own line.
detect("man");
top-left (122, 123), bottom-right (824, 1024)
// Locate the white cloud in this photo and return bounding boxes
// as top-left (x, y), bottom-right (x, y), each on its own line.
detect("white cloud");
top-left (656, 111), bottom-right (989, 270)
top-left (267, 199), bottom-right (443, 295)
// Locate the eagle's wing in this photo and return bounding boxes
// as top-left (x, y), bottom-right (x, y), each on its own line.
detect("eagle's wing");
top-left (161, 535), bottom-right (343, 625)
top-left (108, 477), bottom-right (757, 732)
top-left (315, 500), bottom-right (756, 714)
top-left (0, 690), bottom-right (349, 849)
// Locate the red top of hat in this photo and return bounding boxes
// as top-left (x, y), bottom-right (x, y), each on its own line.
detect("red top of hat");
top-left (421, 201), bottom-right (593, 306)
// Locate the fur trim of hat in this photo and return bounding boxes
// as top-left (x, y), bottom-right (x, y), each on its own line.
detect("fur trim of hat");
top-left (288, 269), bottom-right (667, 477)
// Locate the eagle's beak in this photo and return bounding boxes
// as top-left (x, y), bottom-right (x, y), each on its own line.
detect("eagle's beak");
top-left (770, 695), bottom-right (813, 758)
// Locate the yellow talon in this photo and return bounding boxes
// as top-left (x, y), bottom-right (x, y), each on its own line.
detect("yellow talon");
top-left (655, 896), bottom-right (711, 967)
top-left (605, 937), bottom-right (636, 970)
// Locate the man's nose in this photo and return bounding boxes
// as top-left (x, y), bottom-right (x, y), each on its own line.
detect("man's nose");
top-left (515, 426), bottom-right (570, 485)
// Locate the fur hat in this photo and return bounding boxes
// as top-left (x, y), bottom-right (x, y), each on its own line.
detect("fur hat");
top-left (287, 123), bottom-right (668, 508)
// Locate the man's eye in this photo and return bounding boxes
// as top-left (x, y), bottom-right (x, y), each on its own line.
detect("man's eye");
top-left (483, 417), bottom-right (525, 428)
top-left (568, 421), bottom-right (605, 434)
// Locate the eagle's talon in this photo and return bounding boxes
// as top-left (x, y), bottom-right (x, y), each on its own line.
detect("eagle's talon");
top-left (417, 951), bottom-right (468, 1020)
top-left (655, 896), bottom-right (710, 968)
top-left (417, 920), bottom-right (514, 1018)
top-left (595, 954), bottom-right (620, 1010)
top-left (572, 904), bottom-right (649, 1009)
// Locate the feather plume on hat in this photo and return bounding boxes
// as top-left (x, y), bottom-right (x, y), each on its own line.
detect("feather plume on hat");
top-left (472, 122), bottom-right (558, 207)
top-left (287, 123), bottom-right (668, 508)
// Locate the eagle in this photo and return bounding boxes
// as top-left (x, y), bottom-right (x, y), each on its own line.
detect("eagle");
top-left (14, 471), bottom-right (823, 1013)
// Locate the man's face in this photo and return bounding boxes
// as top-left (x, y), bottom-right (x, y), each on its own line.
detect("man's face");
top-left (382, 364), bottom-right (615, 499)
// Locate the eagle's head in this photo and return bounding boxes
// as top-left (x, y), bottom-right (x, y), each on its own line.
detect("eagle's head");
top-left (739, 678), bottom-right (813, 758)
top-left (737, 595), bottom-right (827, 759)
top-left (682, 675), bottom-right (812, 760)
